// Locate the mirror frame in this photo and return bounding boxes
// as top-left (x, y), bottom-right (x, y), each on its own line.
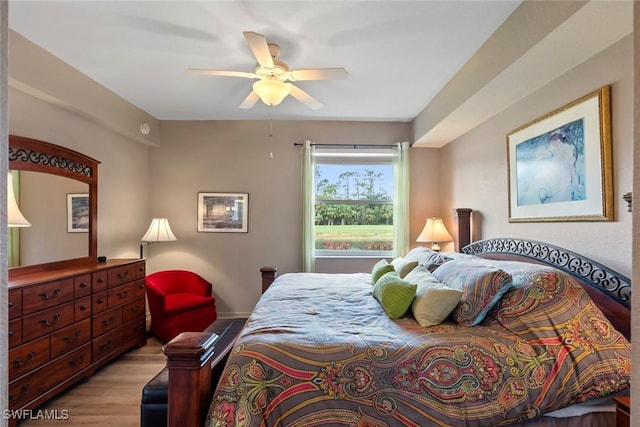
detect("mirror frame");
top-left (8, 135), bottom-right (99, 279)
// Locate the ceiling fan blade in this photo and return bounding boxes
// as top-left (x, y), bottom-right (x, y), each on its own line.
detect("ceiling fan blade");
top-left (239, 91), bottom-right (260, 109)
top-left (187, 69), bottom-right (256, 79)
top-left (243, 31), bottom-right (274, 68)
top-left (288, 68), bottom-right (348, 81)
top-left (287, 84), bottom-right (323, 110)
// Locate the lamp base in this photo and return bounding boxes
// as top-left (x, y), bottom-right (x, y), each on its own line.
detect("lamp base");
top-left (430, 243), bottom-right (441, 252)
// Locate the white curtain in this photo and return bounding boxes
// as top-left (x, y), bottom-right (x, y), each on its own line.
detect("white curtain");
top-left (393, 141), bottom-right (410, 257)
top-left (301, 141), bottom-right (315, 272)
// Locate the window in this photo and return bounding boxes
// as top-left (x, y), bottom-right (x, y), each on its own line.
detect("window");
top-left (300, 141), bottom-right (409, 272)
top-left (313, 148), bottom-right (395, 257)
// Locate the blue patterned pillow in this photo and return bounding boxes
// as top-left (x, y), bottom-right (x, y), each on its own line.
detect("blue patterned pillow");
top-left (432, 258), bottom-right (512, 326)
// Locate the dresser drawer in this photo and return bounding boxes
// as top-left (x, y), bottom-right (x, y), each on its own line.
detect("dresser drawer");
top-left (9, 336), bottom-right (50, 380)
top-left (135, 261), bottom-right (146, 279)
top-left (22, 279), bottom-right (74, 315)
top-left (92, 306), bottom-right (122, 337)
top-left (108, 282), bottom-right (137, 307)
top-left (9, 318), bottom-right (22, 349)
top-left (74, 274), bottom-right (92, 298)
top-left (75, 297), bottom-right (91, 321)
top-left (123, 297), bottom-right (145, 323)
top-left (92, 291), bottom-right (108, 315)
top-left (50, 318), bottom-right (91, 359)
top-left (92, 328), bottom-right (123, 362)
top-left (22, 302), bottom-right (75, 342)
top-left (134, 279), bottom-right (146, 297)
top-left (9, 343), bottom-right (90, 410)
top-left (121, 317), bottom-right (146, 343)
top-left (92, 270), bottom-right (108, 293)
top-left (9, 288), bottom-right (21, 319)
top-left (108, 264), bottom-right (136, 288)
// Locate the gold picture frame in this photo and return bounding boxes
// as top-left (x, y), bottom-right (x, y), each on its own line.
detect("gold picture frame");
top-left (507, 86), bottom-right (613, 222)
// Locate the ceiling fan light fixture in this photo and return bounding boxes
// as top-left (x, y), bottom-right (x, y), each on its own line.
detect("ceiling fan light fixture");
top-left (253, 79), bottom-right (290, 106)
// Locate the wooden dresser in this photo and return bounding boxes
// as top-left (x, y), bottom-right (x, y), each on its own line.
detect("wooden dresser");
top-left (7, 259), bottom-right (146, 421)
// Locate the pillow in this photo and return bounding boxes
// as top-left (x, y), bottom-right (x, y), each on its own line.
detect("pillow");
top-left (370, 259), bottom-right (395, 285)
top-left (405, 266), bottom-right (463, 327)
top-left (372, 272), bottom-right (417, 318)
top-left (405, 246), bottom-right (450, 271)
top-left (432, 258), bottom-right (512, 326)
top-left (390, 257), bottom-right (419, 278)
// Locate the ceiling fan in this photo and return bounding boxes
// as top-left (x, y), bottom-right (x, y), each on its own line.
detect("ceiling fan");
top-left (188, 31), bottom-right (348, 110)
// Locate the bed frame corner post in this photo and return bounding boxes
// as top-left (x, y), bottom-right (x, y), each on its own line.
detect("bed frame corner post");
top-left (163, 332), bottom-right (219, 427)
top-left (455, 208), bottom-right (473, 251)
top-left (260, 266), bottom-right (278, 293)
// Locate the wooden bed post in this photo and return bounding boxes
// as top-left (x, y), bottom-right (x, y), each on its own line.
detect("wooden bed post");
top-left (455, 208), bottom-right (473, 251)
top-left (260, 266), bottom-right (277, 293)
top-left (163, 332), bottom-right (219, 427)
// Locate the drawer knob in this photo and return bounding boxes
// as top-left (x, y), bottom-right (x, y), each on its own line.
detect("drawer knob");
top-left (117, 272), bottom-right (129, 280)
top-left (64, 331), bottom-right (82, 343)
top-left (40, 313), bottom-right (62, 326)
top-left (39, 288), bottom-right (61, 300)
top-left (8, 301), bottom-right (13, 308)
top-left (97, 298), bottom-right (105, 304)
top-left (99, 340), bottom-right (112, 351)
top-left (69, 354), bottom-right (86, 368)
top-left (12, 351), bottom-right (36, 367)
top-left (80, 282), bottom-right (88, 288)
top-left (98, 278), bottom-right (104, 283)
top-left (117, 291), bottom-right (129, 299)
top-left (10, 384), bottom-right (29, 401)
top-left (102, 316), bottom-right (115, 326)
top-left (80, 304), bottom-right (88, 311)
top-left (8, 330), bottom-right (13, 338)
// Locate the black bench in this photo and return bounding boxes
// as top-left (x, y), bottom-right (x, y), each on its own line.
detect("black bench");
top-left (140, 318), bottom-right (247, 427)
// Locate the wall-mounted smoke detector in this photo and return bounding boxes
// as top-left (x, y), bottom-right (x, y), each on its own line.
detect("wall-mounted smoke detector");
top-left (140, 123), bottom-right (151, 135)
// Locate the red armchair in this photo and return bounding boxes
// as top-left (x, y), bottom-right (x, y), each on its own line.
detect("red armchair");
top-left (145, 270), bottom-right (217, 343)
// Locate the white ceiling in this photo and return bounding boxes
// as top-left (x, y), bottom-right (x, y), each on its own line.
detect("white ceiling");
top-left (8, 0), bottom-right (522, 122)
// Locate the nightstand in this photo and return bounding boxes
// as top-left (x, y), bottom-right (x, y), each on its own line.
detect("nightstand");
top-left (614, 396), bottom-right (630, 427)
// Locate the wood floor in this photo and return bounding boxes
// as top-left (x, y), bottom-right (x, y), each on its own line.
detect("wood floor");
top-left (19, 337), bottom-right (166, 426)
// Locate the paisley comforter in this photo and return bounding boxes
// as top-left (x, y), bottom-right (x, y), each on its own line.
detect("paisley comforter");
top-left (206, 265), bottom-right (630, 427)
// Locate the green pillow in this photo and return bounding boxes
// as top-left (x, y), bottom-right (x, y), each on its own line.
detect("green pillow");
top-left (371, 259), bottom-right (395, 285)
top-left (391, 257), bottom-right (419, 278)
top-left (372, 272), bottom-right (417, 318)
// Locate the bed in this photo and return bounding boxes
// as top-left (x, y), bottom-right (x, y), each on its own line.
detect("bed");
top-left (163, 230), bottom-right (631, 427)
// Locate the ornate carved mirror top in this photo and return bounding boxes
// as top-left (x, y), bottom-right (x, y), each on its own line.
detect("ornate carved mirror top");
top-left (9, 135), bottom-right (99, 279)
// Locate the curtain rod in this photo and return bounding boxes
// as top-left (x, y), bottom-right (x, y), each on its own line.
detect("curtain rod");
top-left (293, 143), bottom-right (397, 148)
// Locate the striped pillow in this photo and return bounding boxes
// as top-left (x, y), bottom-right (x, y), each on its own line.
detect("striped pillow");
top-left (432, 258), bottom-right (512, 326)
top-left (372, 272), bottom-right (417, 318)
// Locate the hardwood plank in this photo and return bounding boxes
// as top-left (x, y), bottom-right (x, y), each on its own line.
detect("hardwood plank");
top-left (18, 338), bottom-right (165, 426)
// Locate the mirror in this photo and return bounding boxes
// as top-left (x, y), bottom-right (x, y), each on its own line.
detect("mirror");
top-left (9, 135), bottom-right (99, 278)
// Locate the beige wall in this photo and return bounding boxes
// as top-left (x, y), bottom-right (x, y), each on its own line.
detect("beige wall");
top-left (148, 120), bottom-right (418, 315)
top-left (434, 35), bottom-right (633, 277)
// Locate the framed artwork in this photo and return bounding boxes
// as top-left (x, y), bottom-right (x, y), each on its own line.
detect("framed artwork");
top-left (67, 193), bottom-right (89, 232)
top-left (197, 192), bottom-right (248, 232)
top-left (507, 86), bottom-right (613, 222)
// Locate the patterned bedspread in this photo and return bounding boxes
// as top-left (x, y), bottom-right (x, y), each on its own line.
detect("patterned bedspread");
top-left (206, 267), bottom-right (630, 427)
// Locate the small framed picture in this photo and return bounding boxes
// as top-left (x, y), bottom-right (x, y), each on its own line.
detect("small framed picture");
top-left (197, 192), bottom-right (248, 232)
top-left (67, 193), bottom-right (89, 232)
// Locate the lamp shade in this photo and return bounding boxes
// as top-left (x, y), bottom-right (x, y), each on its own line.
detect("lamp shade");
top-left (7, 172), bottom-right (31, 227)
top-left (252, 79), bottom-right (290, 106)
top-left (141, 218), bottom-right (177, 243)
top-left (416, 217), bottom-right (452, 251)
